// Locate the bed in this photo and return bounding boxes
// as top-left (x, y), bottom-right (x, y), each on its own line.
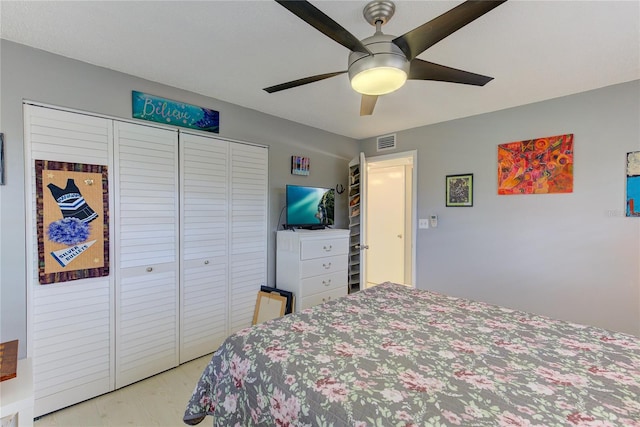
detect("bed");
top-left (183, 282), bottom-right (640, 426)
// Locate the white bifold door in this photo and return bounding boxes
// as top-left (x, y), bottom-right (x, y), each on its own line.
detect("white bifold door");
top-left (24, 105), bottom-right (115, 417)
top-left (180, 132), bottom-right (268, 362)
top-left (113, 122), bottom-right (180, 388)
top-left (179, 133), bottom-right (229, 362)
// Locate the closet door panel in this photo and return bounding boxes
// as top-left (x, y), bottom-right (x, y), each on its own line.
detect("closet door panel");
top-left (24, 105), bottom-right (114, 417)
top-left (180, 133), bottom-right (229, 362)
top-left (114, 121), bottom-right (179, 388)
top-left (229, 144), bottom-right (268, 333)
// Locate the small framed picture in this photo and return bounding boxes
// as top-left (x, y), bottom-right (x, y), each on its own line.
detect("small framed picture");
top-left (446, 173), bottom-right (473, 207)
top-left (291, 155), bottom-right (310, 176)
top-left (0, 133), bottom-right (4, 185)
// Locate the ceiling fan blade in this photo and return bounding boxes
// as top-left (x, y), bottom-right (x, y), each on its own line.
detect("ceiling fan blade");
top-left (263, 71), bottom-right (347, 93)
top-left (275, 1), bottom-right (372, 55)
top-left (393, 0), bottom-right (507, 60)
top-left (360, 95), bottom-right (378, 116)
top-left (408, 59), bottom-right (493, 86)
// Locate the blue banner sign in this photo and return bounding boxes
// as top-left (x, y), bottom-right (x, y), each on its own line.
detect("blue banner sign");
top-left (132, 91), bottom-right (219, 133)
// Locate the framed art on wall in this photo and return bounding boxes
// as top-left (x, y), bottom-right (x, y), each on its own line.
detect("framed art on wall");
top-left (0, 133), bottom-right (4, 185)
top-left (446, 173), bottom-right (473, 207)
top-left (498, 134), bottom-right (573, 195)
top-left (626, 151), bottom-right (640, 216)
top-left (35, 160), bottom-right (110, 284)
top-left (291, 155), bottom-right (310, 176)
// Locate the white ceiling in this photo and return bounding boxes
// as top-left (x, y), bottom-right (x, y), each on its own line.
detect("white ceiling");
top-left (1, 1), bottom-right (639, 140)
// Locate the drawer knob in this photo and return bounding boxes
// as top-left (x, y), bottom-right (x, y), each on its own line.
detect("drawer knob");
top-left (323, 245), bottom-right (332, 252)
top-left (146, 267), bottom-right (153, 272)
top-left (322, 262), bottom-right (331, 269)
top-left (204, 260), bottom-right (209, 265)
top-left (322, 279), bottom-right (332, 286)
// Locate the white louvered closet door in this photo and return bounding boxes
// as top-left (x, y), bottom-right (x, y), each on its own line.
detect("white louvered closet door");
top-left (114, 121), bottom-right (180, 388)
top-left (179, 133), bottom-right (229, 363)
top-left (24, 105), bottom-right (114, 417)
top-left (229, 143), bottom-right (269, 333)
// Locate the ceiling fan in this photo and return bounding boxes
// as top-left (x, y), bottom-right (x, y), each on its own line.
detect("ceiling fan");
top-left (264, 0), bottom-right (507, 116)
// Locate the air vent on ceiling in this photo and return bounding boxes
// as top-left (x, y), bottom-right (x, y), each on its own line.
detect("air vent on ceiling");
top-left (377, 134), bottom-right (396, 152)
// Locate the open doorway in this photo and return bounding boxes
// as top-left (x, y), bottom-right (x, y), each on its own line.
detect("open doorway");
top-left (360, 150), bottom-right (416, 289)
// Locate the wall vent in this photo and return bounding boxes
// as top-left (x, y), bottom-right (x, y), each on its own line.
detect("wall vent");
top-left (377, 134), bottom-right (396, 152)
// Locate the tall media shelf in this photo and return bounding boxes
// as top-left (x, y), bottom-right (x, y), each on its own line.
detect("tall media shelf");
top-left (348, 158), bottom-right (361, 293)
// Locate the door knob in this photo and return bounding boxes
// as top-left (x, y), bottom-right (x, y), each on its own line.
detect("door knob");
top-left (397, 234), bottom-right (402, 238)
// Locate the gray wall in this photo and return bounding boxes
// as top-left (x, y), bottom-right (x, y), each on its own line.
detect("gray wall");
top-left (361, 80), bottom-right (640, 336)
top-left (0, 40), bottom-right (358, 357)
top-left (2, 39), bottom-right (639, 362)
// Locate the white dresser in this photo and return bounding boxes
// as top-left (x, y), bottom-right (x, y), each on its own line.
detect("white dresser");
top-left (276, 229), bottom-right (350, 311)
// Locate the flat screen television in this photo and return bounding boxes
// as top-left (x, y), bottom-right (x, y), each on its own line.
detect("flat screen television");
top-left (285, 185), bottom-right (334, 229)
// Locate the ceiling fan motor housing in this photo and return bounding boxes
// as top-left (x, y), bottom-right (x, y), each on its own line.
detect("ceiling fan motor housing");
top-left (348, 33), bottom-right (410, 94)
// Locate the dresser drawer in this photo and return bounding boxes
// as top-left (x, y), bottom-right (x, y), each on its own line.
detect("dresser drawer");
top-left (301, 270), bottom-right (346, 296)
top-left (300, 238), bottom-right (348, 260)
top-left (298, 285), bottom-right (347, 310)
top-left (300, 255), bottom-right (348, 279)
top-left (300, 287), bottom-right (347, 311)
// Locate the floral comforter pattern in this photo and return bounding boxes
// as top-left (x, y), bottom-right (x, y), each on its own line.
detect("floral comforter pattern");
top-left (183, 282), bottom-right (640, 426)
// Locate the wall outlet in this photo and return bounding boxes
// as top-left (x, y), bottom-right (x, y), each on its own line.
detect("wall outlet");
top-left (418, 218), bottom-right (429, 229)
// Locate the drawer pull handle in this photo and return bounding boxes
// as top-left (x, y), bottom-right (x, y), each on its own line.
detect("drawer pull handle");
top-left (146, 267), bottom-right (153, 272)
top-left (323, 245), bottom-right (332, 252)
top-left (322, 262), bottom-right (331, 269)
top-left (204, 260), bottom-right (209, 265)
top-left (322, 279), bottom-right (331, 286)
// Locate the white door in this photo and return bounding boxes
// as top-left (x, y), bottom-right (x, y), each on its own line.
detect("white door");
top-left (228, 143), bottom-right (269, 334)
top-left (366, 165), bottom-right (405, 286)
top-left (359, 152), bottom-right (369, 289)
top-left (24, 105), bottom-right (115, 417)
top-left (180, 132), bottom-right (229, 363)
top-left (360, 151), bottom-right (417, 289)
top-left (114, 121), bottom-right (180, 388)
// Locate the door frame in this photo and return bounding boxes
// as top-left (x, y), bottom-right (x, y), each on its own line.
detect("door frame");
top-left (361, 150), bottom-right (417, 288)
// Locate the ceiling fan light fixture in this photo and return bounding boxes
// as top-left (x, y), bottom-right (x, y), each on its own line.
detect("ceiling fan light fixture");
top-left (348, 33), bottom-right (410, 96)
top-left (351, 66), bottom-right (407, 96)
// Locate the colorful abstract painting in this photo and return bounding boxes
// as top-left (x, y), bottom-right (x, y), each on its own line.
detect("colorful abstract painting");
top-left (626, 151), bottom-right (640, 217)
top-left (35, 160), bottom-right (109, 284)
top-left (498, 134), bottom-right (574, 195)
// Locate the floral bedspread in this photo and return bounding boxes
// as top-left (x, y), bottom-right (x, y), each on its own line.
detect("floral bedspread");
top-left (183, 282), bottom-right (640, 426)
